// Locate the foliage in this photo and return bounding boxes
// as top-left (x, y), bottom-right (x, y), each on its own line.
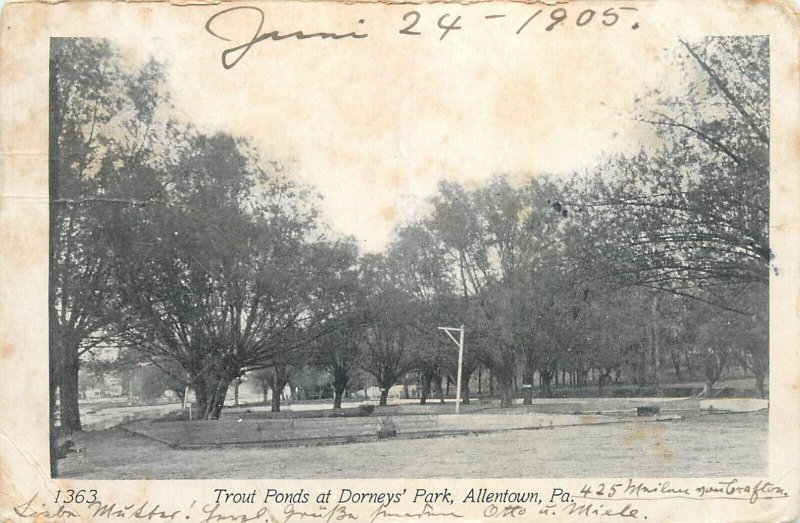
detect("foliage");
top-left (51, 35), bottom-right (770, 437)
top-left (571, 36), bottom-right (769, 311)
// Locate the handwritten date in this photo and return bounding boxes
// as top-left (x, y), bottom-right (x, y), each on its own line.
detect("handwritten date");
top-left (205, 6), bottom-right (640, 69)
top-left (400, 7), bottom-right (639, 38)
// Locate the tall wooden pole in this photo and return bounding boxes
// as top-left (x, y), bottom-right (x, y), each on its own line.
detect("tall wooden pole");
top-left (439, 325), bottom-right (465, 415)
top-left (455, 325), bottom-right (464, 414)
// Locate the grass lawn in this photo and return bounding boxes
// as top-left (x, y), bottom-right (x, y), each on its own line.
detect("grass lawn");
top-left (58, 410), bottom-right (767, 479)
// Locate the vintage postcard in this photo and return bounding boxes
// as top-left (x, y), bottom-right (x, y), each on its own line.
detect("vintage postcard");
top-left (0, 0), bottom-right (798, 521)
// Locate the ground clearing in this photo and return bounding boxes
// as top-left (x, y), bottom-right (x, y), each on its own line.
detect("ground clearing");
top-left (59, 410), bottom-right (766, 479)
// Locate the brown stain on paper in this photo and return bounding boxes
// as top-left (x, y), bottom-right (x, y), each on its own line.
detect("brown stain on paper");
top-left (621, 423), bottom-right (674, 462)
top-left (0, 342), bottom-right (14, 360)
top-left (378, 205), bottom-right (397, 222)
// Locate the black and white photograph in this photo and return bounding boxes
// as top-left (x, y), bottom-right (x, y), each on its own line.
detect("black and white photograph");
top-left (3, 0), bottom-right (800, 520)
top-left (46, 20), bottom-right (772, 481)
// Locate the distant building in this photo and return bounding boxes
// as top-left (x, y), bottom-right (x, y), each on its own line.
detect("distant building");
top-left (82, 373), bottom-right (124, 399)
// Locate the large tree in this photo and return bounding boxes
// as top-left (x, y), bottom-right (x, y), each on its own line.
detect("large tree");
top-left (308, 240), bottom-right (365, 410)
top-left (550, 37), bottom-right (770, 394)
top-left (357, 255), bottom-right (422, 406)
top-left (49, 38), bottom-right (172, 433)
top-left (112, 134), bottom-right (325, 419)
top-left (574, 36), bottom-right (769, 311)
top-left (385, 224), bottom-right (455, 404)
top-left (419, 181), bottom-right (506, 403)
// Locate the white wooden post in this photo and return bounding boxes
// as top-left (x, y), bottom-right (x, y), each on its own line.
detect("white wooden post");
top-left (439, 325), bottom-right (466, 415)
top-left (455, 325), bottom-right (464, 414)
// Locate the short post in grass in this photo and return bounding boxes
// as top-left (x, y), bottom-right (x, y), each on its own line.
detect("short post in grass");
top-left (438, 325), bottom-right (465, 415)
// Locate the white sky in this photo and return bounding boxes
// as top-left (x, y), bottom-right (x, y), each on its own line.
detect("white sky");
top-left (92, 1), bottom-right (752, 252)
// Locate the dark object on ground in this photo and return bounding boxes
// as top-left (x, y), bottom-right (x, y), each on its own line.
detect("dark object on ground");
top-left (55, 439), bottom-right (75, 459)
top-left (637, 406), bottom-right (661, 416)
top-left (56, 439), bottom-right (86, 459)
top-left (358, 404), bottom-right (375, 416)
top-left (377, 417), bottom-right (397, 439)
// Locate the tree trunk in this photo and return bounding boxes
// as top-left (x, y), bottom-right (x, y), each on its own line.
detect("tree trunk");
top-left (260, 380), bottom-right (269, 405)
top-left (522, 359), bottom-right (534, 406)
top-left (477, 366), bottom-right (482, 395)
top-left (458, 367), bottom-right (473, 405)
top-left (419, 369), bottom-right (434, 405)
top-left (702, 349), bottom-right (728, 398)
top-left (379, 388), bottom-right (389, 406)
top-left (270, 381), bottom-right (285, 413)
top-left (651, 297), bottom-right (661, 393)
top-left (671, 349), bottom-right (682, 380)
top-left (332, 366), bottom-right (349, 410)
top-left (195, 380), bottom-right (208, 417)
top-left (49, 353), bottom-right (59, 476)
top-left (209, 388), bottom-right (227, 419)
top-left (59, 340), bottom-right (82, 433)
top-left (703, 363), bottom-right (718, 396)
top-left (637, 347), bottom-right (647, 386)
top-left (540, 368), bottom-right (553, 398)
top-left (195, 373), bottom-right (234, 420)
top-left (702, 380), bottom-right (713, 397)
top-left (267, 365), bottom-right (292, 413)
top-left (684, 347), bottom-right (694, 379)
top-left (498, 371), bottom-right (514, 408)
top-left (333, 387), bottom-right (345, 410)
top-left (332, 375), bottom-right (346, 410)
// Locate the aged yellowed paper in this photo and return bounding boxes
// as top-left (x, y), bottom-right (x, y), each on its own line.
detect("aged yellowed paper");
top-left (0, 0), bottom-right (798, 521)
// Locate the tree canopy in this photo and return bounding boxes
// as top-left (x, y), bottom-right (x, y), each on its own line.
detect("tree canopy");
top-left (51, 34), bottom-right (769, 439)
